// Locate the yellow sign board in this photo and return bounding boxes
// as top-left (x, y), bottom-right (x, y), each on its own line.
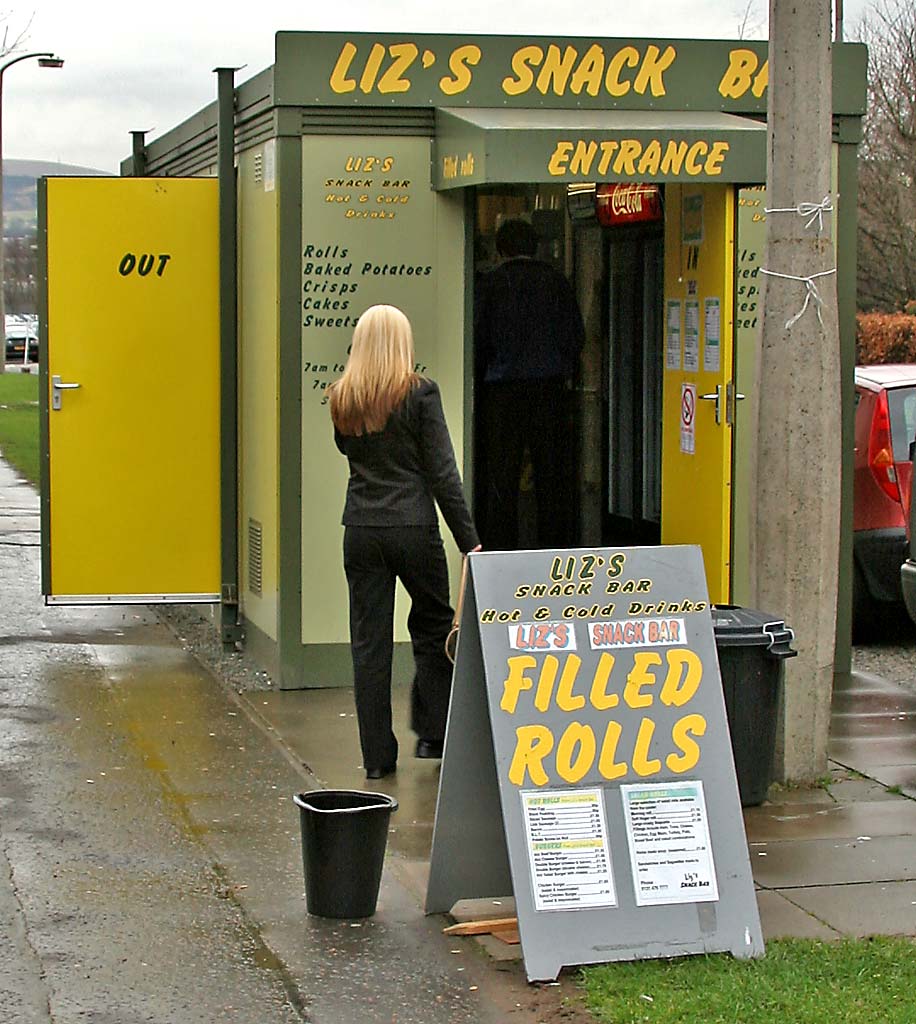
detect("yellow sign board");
top-left (43, 177), bottom-right (220, 602)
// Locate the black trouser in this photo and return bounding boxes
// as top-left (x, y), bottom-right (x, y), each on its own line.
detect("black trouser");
top-left (480, 378), bottom-right (573, 551)
top-left (343, 525), bottom-right (455, 770)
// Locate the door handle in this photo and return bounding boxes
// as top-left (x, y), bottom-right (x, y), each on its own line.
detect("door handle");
top-left (51, 374), bottom-right (81, 411)
top-left (699, 386), bottom-right (723, 425)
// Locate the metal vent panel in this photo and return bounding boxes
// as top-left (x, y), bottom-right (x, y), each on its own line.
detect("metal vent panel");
top-left (248, 519), bottom-right (263, 597)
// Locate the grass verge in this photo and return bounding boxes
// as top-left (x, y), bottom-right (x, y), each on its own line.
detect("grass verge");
top-left (580, 938), bottom-right (916, 1024)
top-left (0, 372), bottom-right (40, 486)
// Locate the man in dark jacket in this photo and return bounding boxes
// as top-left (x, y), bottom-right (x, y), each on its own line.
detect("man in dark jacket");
top-left (474, 218), bottom-right (585, 550)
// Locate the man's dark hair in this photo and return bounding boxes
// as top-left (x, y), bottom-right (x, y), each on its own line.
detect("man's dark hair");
top-left (495, 218), bottom-right (538, 258)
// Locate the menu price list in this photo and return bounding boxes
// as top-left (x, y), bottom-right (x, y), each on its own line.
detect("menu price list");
top-left (621, 780), bottom-right (719, 906)
top-left (521, 789), bottom-right (617, 912)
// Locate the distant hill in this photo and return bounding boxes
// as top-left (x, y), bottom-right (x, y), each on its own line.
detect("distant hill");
top-left (4, 158), bottom-right (111, 236)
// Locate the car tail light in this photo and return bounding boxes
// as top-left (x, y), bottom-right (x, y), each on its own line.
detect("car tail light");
top-left (868, 389), bottom-right (901, 502)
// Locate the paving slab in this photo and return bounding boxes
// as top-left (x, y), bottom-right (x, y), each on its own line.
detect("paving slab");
top-left (825, 777), bottom-right (904, 803)
top-left (829, 734), bottom-right (916, 766)
top-left (831, 713), bottom-right (916, 739)
top-left (781, 880), bottom-right (916, 937)
top-left (755, 889), bottom-right (840, 941)
top-left (848, 765), bottom-right (916, 800)
top-left (761, 786), bottom-right (834, 806)
top-left (744, 799), bottom-right (916, 842)
top-left (750, 835), bottom-right (916, 889)
top-left (831, 690), bottom-right (916, 715)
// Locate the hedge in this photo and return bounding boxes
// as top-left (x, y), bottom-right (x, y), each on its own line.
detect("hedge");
top-left (856, 312), bottom-right (916, 365)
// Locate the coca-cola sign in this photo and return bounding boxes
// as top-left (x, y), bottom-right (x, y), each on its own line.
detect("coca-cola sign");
top-left (596, 183), bottom-right (662, 226)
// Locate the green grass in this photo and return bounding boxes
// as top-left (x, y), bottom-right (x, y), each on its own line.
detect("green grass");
top-left (0, 371), bottom-right (40, 486)
top-left (580, 938), bottom-right (916, 1024)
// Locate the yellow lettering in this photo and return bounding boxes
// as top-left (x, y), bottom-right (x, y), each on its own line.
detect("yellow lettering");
top-left (534, 655), bottom-right (558, 712)
top-left (633, 44), bottom-right (676, 96)
top-left (685, 141), bottom-right (709, 175)
top-left (706, 141), bottom-right (729, 175)
top-left (589, 652), bottom-right (619, 709)
top-left (329, 42), bottom-right (358, 94)
top-left (359, 42), bottom-right (386, 94)
top-left (439, 44), bottom-right (481, 96)
top-left (660, 649), bottom-right (703, 707)
top-left (597, 140), bottom-right (618, 175)
top-left (597, 720), bottom-right (627, 780)
top-left (556, 723), bottom-right (596, 783)
top-left (624, 652), bottom-right (661, 708)
top-left (570, 140), bottom-right (599, 175)
top-left (660, 140), bottom-right (688, 175)
top-left (501, 655), bottom-right (537, 714)
top-left (503, 45), bottom-right (542, 96)
top-left (557, 655), bottom-right (586, 711)
top-left (377, 43), bottom-right (417, 94)
top-left (508, 725), bottom-right (554, 786)
top-left (667, 713), bottom-right (707, 773)
top-left (547, 141), bottom-right (574, 176)
top-left (718, 48), bottom-right (759, 99)
top-left (632, 717), bottom-right (662, 776)
top-left (570, 43), bottom-right (605, 97)
top-left (605, 45), bottom-right (639, 96)
top-left (636, 139), bottom-right (662, 175)
top-left (613, 138), bottom-right (642, 176)
top-left (752, 59), bottom-right (769, 97)
top-left (536, 44), bottom-right (578, 95)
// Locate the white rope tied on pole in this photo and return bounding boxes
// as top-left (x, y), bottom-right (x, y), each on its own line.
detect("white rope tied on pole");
top-left (759, 267), bottom-right (837, 329)
top-left (762, 195), bottom-right (834, 234)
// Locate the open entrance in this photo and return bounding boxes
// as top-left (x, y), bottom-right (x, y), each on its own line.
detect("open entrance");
top-left (471, 184), bottom-right (665, 552)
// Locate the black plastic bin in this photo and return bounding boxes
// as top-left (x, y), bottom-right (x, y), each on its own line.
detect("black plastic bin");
top-left (712, 605), bottom-right (797, 807)
top-left (293, 789), bottom-right (398, 919)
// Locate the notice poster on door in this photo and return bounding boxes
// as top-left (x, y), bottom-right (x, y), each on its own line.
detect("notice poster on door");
top-left (703, 297), bottom-right (721, 373)
top-left (680, 382), bottom-right (697, 455)
top-left (621, 781), bottom-right (719, 906)
top-left (684, 300), bottom-right (700, 372)
top-left (521, 789), bottom-right (617, 912)
top-left (666, 300), bottom-right (682, 371)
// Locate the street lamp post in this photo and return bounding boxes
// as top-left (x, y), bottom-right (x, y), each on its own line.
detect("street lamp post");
top-left (0, 51), bottom-right (63, 371)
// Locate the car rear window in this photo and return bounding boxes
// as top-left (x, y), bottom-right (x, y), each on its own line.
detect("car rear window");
top-left (888, 386), bottom-right (916, 462)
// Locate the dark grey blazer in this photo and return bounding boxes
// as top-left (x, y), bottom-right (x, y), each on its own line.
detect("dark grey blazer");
top-left (334, 378), bottom-right (480, 554)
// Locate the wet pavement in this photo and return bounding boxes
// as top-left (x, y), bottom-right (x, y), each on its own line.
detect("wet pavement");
top-left (2, 455), bottom-right (916, 1023)
top-left (0, 459), bottom-right (591, 1024)
top-left (257, 668), bottom-right (916, 948)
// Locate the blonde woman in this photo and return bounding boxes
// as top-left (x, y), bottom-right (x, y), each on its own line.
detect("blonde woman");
top-left (328, 305), bottom-right (480, 780)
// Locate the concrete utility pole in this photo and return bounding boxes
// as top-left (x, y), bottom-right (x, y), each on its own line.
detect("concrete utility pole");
top-left (751, 0), bottom-right (840, 782)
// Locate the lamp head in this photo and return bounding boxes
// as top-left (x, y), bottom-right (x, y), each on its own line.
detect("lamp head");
top-left (38, 56), bottom-right (64, 69)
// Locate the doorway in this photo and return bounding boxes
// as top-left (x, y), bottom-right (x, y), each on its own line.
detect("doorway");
top-left (601, 224), bottom-right (664, 547)
top-left (470, 185), bottom-right (665, 551)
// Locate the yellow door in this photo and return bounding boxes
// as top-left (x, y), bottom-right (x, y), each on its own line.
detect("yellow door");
top-left (661, 184), bottom-right (735, 603)
top-left (43, 177), bottom-right (220, 602)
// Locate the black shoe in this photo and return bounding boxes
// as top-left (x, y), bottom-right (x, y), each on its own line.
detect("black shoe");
top-left (365, 764), bottom-right (396, 780)
top-left (415, 739), bottom-right (444, 759)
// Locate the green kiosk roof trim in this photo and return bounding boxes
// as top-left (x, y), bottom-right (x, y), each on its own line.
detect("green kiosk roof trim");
top-left (433, 108), bottom-right (767, 187)
top-left (273, 32), bottom-right (866, 117)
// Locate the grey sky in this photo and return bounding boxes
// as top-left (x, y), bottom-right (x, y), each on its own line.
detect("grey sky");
top-left (7, 1), bottom-right (869, 174)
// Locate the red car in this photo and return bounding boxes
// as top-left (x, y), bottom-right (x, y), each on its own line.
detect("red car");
top-left (853, 365), bottom-right (916, 637)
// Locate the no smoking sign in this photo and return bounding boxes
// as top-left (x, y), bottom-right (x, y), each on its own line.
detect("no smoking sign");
top-left (680, 383), bottom-right (696, 455)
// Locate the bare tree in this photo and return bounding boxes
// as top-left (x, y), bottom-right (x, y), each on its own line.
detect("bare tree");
top-left (855, 0), bottom-right (916, 311)
top-left (0, 11), bottom-right (32, 57)
top-left (734, 0), bottom-right (767, 40)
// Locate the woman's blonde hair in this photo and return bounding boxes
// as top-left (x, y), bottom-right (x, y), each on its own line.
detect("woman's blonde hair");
top-left (328, 304), bottom-right (420, 435)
